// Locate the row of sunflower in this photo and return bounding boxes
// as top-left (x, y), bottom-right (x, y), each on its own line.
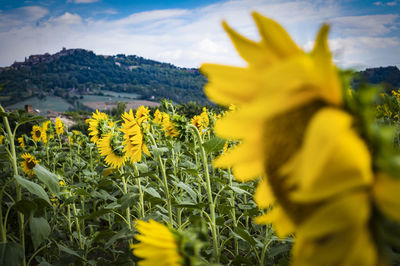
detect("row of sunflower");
top-left (0, 99), bottom-right (282, 265)
top-left (2, 11), bottom-right (400, 266)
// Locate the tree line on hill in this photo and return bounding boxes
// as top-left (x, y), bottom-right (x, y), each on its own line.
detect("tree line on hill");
top-left (0, 49), bottom-right (208, 106)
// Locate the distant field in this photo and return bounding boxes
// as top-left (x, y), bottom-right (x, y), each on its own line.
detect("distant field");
top-left (100, 90), bottom-right (140, 99)
top-left (6, 96), bottom-right (73, 114)
top-left (83, 100), bottom-right (160, 111)
top-left (78, 91), bottom-right (140, 103)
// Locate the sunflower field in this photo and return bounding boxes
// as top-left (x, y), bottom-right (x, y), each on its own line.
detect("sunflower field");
top-left (2, 12), bottom-right (400, 266)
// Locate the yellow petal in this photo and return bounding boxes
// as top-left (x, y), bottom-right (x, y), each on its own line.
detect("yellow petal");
top-left (201, 64), bottom-right (259, 105)
top-left (214, 113), bottom-right (262, 140)
top-left (232, 159), bottom-right (264, 182)
top-left (311, 24), bottom-right (342, 106)
top-left (254, 178), bottom-right (275, 209)
top-left (297, 191), bottom-right (370, 239)
top-left (288, 108), bottom-right (373, 202)
top-left (373, 172), bottom-right (400, 223)
top-left (252, 12), bottom-right (302, 58)
top-left (222, 20), bottom-right (278, 66)
top-left (255, 206), bottom-right (295, 237)
top-left (292, 226), bottom-right (376, 266)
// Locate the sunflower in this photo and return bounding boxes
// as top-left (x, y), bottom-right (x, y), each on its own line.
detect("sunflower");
top-left (135, 106), bottom-right (150, 125)
top-left (31, 125), bottom-right (44, 142)
top-left (87, 110), bottom-right (114, 144)
top-left (131, 220), bottom-right (183, 266)
top-left (121, 109), bottom-right (150, 163)
top-left (190, 113), bottom-right (208, 135)
top-left (41, 120), bottom-right (52, 144)
top-left (55, 117), bottom-right (64, 135)
top-left (18, 136), bottom-right (25, 148)
top-left (153, 109), bottom-right (163, 124)
top-left (97, 132), bottom-right (127, 169)
top-left (0, 135), bottom-right (4, 145)
top-left (202, 12), bottom-right (400, 265)
top-left (20, 153), bottom-right (38, 177)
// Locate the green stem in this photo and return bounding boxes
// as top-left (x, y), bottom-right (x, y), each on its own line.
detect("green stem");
top-left (0, 178), bottom-right (15, 243)
top-left (188, 124), bottom-right (219, 262)
top-left (148, 134), bottom-right (173, 227)
top-left (227, 168), bottom-right (239, 256)
top-left (72, 202), bottom-right (83, 250)
top-left (133, 165), bottom-right (145, 218)
top-left (1, 105), bottom-right (26, 266)
top-left (121, 174), bottom-right (132, 230)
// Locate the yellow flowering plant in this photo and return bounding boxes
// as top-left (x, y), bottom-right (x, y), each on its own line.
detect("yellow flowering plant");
top-left (202, 12), bottom-right (400, 265)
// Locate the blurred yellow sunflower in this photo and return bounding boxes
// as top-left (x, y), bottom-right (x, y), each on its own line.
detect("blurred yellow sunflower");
top-left (55, 117), bottom-right (64, 135)
top-left (97, 132), bottom-right (127, 169)
top-left (131, 219), bottom-right (182, 266)
top-left (20, 153), bottom-right (38, 176)
top-left (121, 109), bottom-right (150, 163)
top-left (18, 136), bottom-right (25, 148)
top-left (135, 106), bottom-right (150, 125)
top-left (31, 125), bottom-right (44, 142)
top-left (0, 135), bottom-right (4, 145)
top-left (201, 12), bottom-right (400, 265)
top-left (87, 110), bottom-right (114, 144)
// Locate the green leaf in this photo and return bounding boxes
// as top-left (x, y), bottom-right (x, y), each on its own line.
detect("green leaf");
top-left (34, 165), bottom-right (60, 194)
top-left (151, 146), bottom-right (169, 157)
top-left (233, 226), bottom-right (256, 247)
top-left (0, 242), bottom-right (24, 266)
top-left (57, 243), bottom-right (85, 259)
top-left (105, 228), bottom-right (132, 249)
top-left (174, 181), bottom-right (197, 202)
top-left (120, 193), bottom-right (137, 211)
top-left (13, 199), bottom-right (37, 217)
top-left (73, 188), bottom-right (91, 197)
top-left (145, 187), bottom-right (161, 199)
top-left (79, 208), bottom-right (113, 220)
top-left (203, 136), bottom-right (226, 154)
top-left (175, 203), bottom-right (206, 209)
top-left (29, 216), bottom-right (51, 250)
top-left (15, 175), bottom-right (51, 205)
top-left (227, 185), bottom-right (252, 196)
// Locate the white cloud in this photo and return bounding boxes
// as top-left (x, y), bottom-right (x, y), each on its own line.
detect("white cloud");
top-left (374, 0), bottom-right (399, 6)
top-left (329, 14), bottom-right (399, 36)
top-left (0, 0), bottom-right (399, 69)
top-left (49, 12), bottom-right (82, 25)
top-left (0, 6), bottom-right (48, 30)
top-left (67, 0), bottom-right (100, 3)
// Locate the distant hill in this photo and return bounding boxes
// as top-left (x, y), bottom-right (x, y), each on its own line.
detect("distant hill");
top-left (357, 66), bottom-right (400, 92)
top-left (0, 48), bottom-right (208, 108)
top-left (1, 48), bottom-right (399, 110)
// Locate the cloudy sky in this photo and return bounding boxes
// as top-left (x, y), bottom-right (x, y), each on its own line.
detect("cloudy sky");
top-left (0, 0), bottom-right (399, 70)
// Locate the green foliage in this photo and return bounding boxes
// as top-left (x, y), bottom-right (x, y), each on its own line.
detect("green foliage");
top-left (0, 49), bottom-right (209, 107)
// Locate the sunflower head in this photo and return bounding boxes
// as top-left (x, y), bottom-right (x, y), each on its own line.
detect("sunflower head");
top-left (20, 153), bottom-right (38, 177)
top-left (190, 111), bottom-right (209, 135)
top-left (97, 132), bottom-right (127, 169)
top-left (18, 136), bottom-right (25, 148)
top-left (87, 110), bottom-right (113, 144)
top-left (153, 109), bottom-right (163, 124)
top-left (31, 125), bottom-right (43, 142)
top-left (121, 109), bottom-right (150, 163)
top-left (135, 106), bottom-right (150, 125)
top-left (0, 135), bottom-right (4, 145)
top-left (201, 11), bottom-right (400, 266)
top-left (55, 117), bottom-right (64, 135)
top-left (131, 220), bottom-right (183, 266)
